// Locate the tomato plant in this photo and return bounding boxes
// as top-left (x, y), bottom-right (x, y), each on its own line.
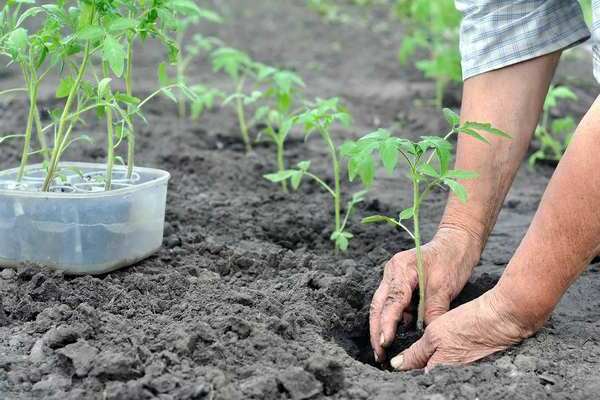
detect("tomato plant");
top-left (265, 98), bottom-right (366, 251)
top-left (341, 109), bottom-right (509, 331)
top-left (528, 85), bottom-right (577, 167)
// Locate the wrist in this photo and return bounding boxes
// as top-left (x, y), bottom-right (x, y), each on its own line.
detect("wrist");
top-left (433, 223), bottom-right (484, 268)
top-left (491, 280), bottom-right (551, 337)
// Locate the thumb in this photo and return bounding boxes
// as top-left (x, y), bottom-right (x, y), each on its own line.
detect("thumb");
top-left (424, 292), bottom-right (451, 326)
top-left (390, 331), bottom-right (436, 371)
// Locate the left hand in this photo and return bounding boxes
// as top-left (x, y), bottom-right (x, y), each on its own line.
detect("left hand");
top-left (390, 288), bottom-right (543, 371)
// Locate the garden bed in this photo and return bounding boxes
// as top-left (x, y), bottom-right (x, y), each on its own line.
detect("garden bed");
top-left (1, 1), bottom-right (600, 399)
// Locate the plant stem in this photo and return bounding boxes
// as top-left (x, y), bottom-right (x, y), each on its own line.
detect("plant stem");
top-left (103, 64), bottom-right (114, 191)
top-left (413, 178), bottom-right (426, 334)
top-left (16, 78), bottom-right (38, 182)
top-left (42, 16), bottom-right (94, 191)
top-left (33, 105), bottom-right (50, 162)
top-left (276, 140), bottom-right (287, 192)
top-left (176, 30), bottom-right (186, 119)
top-left (322, 127), bottom-right (341, 233)
top-left (125, 35), bottom-right (135, 179)
top-left (235, 76), bottom-right (251, 152)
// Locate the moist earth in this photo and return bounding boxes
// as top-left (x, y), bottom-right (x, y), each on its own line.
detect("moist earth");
top-left (1, 1), bottom-right (600, 399)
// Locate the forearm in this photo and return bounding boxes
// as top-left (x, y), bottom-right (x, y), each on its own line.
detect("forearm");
top-left (438, 52), bottom-right (562, 252)
top-left (496, 97), bottom-right (600, 329)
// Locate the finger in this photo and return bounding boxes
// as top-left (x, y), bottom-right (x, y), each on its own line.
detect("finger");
top-left (424, 292), bottom-right (451, 326)
top-left (390, 332), bottom-right (436, 371)
top-left (380, 282), bottom-right (412, 347)
top-left (369, 283), bottom-right (388, 361)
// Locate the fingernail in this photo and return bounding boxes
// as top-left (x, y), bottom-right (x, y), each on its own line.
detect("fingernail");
top-left (390, 354), bottom-right (404, 370)
top-left (373, 351), bottom-right (379, 363)
top-left (380, 333), bottom-right (385, 346)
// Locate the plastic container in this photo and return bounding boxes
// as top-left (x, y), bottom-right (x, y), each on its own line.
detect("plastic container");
top-left (0, 162), bottom-right (170, 274)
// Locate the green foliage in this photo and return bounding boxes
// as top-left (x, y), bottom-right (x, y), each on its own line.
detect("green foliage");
top-left (264, 98), bottom-right (365, 252)
top-left (158, 3), bottom-right (223, 120)
top-left (0, 0), bottom-right (196, 191)
top-left (254, 67), bottom-right (305, 191)
top-left (395, 0), bottom-right (462, 106)
top-left (342, 108), bottom-right (509, 330)
top-left (529, 85), bottom-right (577, 167)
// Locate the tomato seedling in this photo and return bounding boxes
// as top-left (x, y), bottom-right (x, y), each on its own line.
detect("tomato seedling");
top-left (0, 0), bottom-right (57, 181)
top-left (528, 85), bottom-right (577, 167)
top-left (341, 108), bottom-right (509, 331)
top-left (212, 46), bottom-right (262, 153)
top-left (254, 67), bottom-right (305, 191)
top-left (396, 0), bottom-right (461, 106)
top-left (265, 98), bottom-right (366, 251)
top-left (157, 4), bottom-right (222, 119)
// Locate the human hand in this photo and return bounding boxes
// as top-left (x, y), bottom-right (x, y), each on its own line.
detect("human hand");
top-left (389, 288), bottom-right (540, 370)
top-left (370, 227), bottom-right (482, 362)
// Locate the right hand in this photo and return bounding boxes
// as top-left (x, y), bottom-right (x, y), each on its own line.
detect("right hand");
top-left (370, 227), bottom-right (482, 362)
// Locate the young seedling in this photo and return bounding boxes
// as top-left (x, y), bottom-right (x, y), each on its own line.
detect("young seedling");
top-left (528, 85), bottom-right (577, 167)
top-left (264, 98), bottom-right (366, 251)
top-left (1, 0), bottom-right (190, 192)
top-left (341, 109), bottom-right (509, 332)
top-left (212, 46), bottom-right (260, 153)
top-left (157, 3), bottom-right (222, 119)
top-left (396, 0), bottom-right (462, 106)
top-left (254, 66), bottom-right (305, 191)
top-left (0, 0), bottom-right (58, 181)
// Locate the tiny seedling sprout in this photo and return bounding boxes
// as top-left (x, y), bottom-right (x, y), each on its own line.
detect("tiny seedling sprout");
top-left (529, 85), bottom-right (577, 167)
top-left (265, 98), bottom-right (366, 251)
top-left (341, 108), bottom-right (510, 332)
top-left (254, 66), bottom-right (305, 191)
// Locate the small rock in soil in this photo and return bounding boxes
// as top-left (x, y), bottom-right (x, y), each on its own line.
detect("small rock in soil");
top-left (56, 340), bottom-right (99, 377)
top-left (514, 354), bottom-right (537, 371)
top-left (304, 356), bottom-right (344, 395)
top-left (90, 351), bottom-right (141, 380)
top-left (277, 367), bottom-right (323, 400)
top-left (240, 375), bottom-right (279, 399)
top-left (0, 268), bottom-right (15, 280)
top-left (31, 374), bottom-right (71, 394)
top-left (43, 324), bottom-right (85, 349)
top-left (0, 297), bottom-right (8, 327)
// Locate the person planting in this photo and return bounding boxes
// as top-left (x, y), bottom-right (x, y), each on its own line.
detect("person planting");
top-left (371, 0), bottom-right (600, 371)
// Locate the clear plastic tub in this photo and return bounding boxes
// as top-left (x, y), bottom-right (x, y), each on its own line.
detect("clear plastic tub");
top-left (0, 162), bottom-right (170, 274)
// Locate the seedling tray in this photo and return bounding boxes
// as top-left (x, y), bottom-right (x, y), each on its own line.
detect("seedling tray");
top-left (0, 162), bottom-right (170, 274)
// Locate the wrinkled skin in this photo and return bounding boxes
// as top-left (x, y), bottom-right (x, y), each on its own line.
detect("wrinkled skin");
top-left (389, 289), bottom-right (533, 371)
top-left (370, 227), bottom-right (480, 362)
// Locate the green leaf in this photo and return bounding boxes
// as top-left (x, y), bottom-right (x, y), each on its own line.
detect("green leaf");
top-left (290, 171), bottom-right (303, 190)
top-left (361, 215), bottom-right (398, 227)
top-left (7, 28), bottom-right (28, 58)
top-left (297, 160), bottom-right (311, 171)
top-left (351, 190), bottom-right (368, 204)
top-left (379, 139), bottom-right (398, 174)
top-left (444, 179), bottom-right (468, 203)
top-left (332, 232), bottom-right (349, 251)
top-left (103, 34), bottom-right (126, 77)
top-left (108, 17), bottom-right (138, 32)
top-left (417, 163), bottom-right (439, 178)
top-left (461, 122), bottom-right (511, 139)
top-left (97, 77), bottom-right (112, 98)
top-left (77, 25), bottom-right (105, 41)
top-left (445, 169), bottom-right (478, 180)
top-left (458, 127), bottom-right (490, 144)
top-left (264, 170), bottom-right (295, 182)
top-left (114, 93), bottom-right (141, 105)
top-left (157, 62), bottom-right (171, 87)
top-left (56, 77), bottom-right (74, 98)
top-left (398, 207), bottom-right (414, 220)
top-left (442, 108), bottom-right (460, 127)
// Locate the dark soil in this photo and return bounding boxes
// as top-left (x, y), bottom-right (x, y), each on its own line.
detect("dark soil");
top-left (1, 1), bottom-right (600, 399)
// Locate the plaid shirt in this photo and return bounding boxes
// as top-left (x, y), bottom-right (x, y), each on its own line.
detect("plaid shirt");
top-left (457, 0), bottom-right (593, 80)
